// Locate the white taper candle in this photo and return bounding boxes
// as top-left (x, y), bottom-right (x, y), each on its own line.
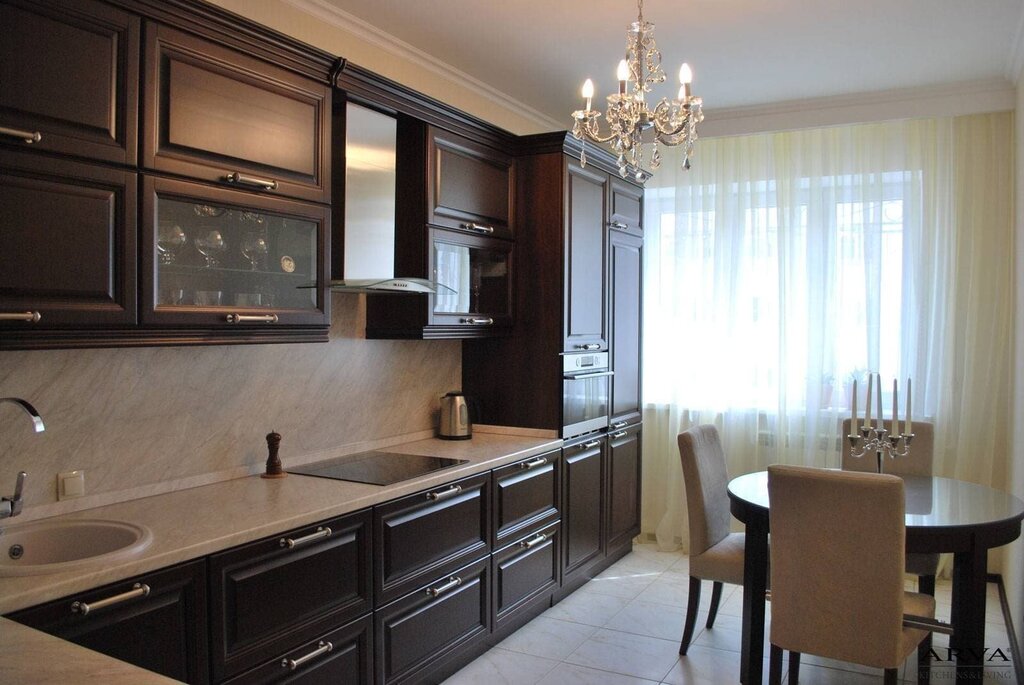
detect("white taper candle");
top-left (906, 378), bottom-right (912, 434)
top-left (865, 373), bottom-right (873, 426)
top-left (892, 378), bottom-right (899, 436)
top-left (850, 378), bottom-right (858, 434)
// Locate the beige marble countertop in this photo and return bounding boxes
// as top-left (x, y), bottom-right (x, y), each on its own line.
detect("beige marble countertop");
top-left (0, 428), bottom-right (561, 683)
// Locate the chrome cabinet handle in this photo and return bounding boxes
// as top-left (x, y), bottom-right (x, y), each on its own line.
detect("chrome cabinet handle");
top-left (611, 431), bottom-right (628, 439)
top-left (460, 222), bottom-right (495, 234)
top-left (425, 576), bottom-right (462, 597)
top-left (460, 317), bottom-right (494, 325)
top-left (71, 583), bottom-right (150, 616)
top-left (520, 533), bottom-right (548, 550)
top-left (426, 484), bottom-right (462, 501)
top-left (611, 421), bottom-right (628, 429)
top-left (578, 440), bottom-right (601, 450)
top-left (223, 172), bottom-right (278, 191)
top-left (608, 220), bottom-right (629, 230)
top-left (282, 640), bottom-right (333, 671)
top-left (225, 314), bottom-right (279, 324)
top-left (280, 526), bottom-right (332, 549)
top-left (0, 126), bottom-right (42, 144)
top-left (564, 371), bottom-right (614, 380)
top-left (0, 311), bottom-right (41, 323)
top-left (574, 344), bottom-right (602, 350)
top-left (518, 457), bottom-right (547, 470)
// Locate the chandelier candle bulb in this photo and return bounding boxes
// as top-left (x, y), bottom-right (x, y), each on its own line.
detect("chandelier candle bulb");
top-left (850, 379), bottom-right (858, 434)
top-left (906, 378), bottom-right (912, 434)
top-left (679, 63), bottom-right (692, 99)
top-left (582, 79), bottom-right (594, 111)
top-left (617, 59), bottom-right (629, 95)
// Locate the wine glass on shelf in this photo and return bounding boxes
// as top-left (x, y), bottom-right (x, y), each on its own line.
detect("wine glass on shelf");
top-left (241, 233), bottom-right (269, 271)
top-left (157, 223), bottom-right (187, 265)
top-left (194, 229), bottom-right (227, 268)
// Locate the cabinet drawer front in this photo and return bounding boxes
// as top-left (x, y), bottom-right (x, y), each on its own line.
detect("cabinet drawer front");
top-left (223, 614), bottom-right (372, 685)
top-left (9, 559), bottom-right (208, 685)
top-left (0, 151), bottom-right (137, 328)
top-left (563, 438), bottom-right (606, 577)
top-left (144, 23), bottom-right (330, 203)
top-left (374, 472), bottom-right (490, 604)
top-left (609, 178), bottom-right (643, 236)
top-left (492, 522), bottom-right (559, 626)
top-left (428, 128), bottom-right (513, 240)
top-left (375, 558), bottom-right (489, 684)
top-left (210, 510), bottom-right (372, 681)
top-left (607, 424), bottom-right (642, 552)
top-left (0, 0), bottom-right (139, 164)
top-left (492, 451), bottom-right (560, 548)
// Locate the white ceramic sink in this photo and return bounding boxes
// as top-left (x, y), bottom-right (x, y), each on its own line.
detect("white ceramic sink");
top-left (0, 518), bottom-right (153, 576)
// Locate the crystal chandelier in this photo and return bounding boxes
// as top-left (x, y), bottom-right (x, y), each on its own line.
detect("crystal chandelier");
top-left (571, 0), bottom-right (704, 179)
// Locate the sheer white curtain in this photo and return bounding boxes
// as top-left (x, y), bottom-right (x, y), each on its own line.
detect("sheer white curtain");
top-left (642, 113), bottom-right (1014, 552)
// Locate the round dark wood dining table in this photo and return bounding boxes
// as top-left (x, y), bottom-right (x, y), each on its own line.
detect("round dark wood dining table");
top-left (727, 470), bottom-right (1024, 684)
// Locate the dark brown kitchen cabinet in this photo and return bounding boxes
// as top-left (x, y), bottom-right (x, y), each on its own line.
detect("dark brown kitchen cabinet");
top-left (374, 557), bottom-right (490, 685)
top-left (561, 436), bottom-right (606, 580)
top-left (564, 158), bottom-right (609, 353)
top-left (609, 177), bottom-right (643, 236)
top-left (209, 510), bottom-right (372, 683)
top-left (491, 450), bottom-right (560, 549)
top-left (0, 0), bottom-right (139, 165)
top-left (427, 126), bottom-right (514, 240)
top-left (141, 175), bottom-right (329, 332)
top-left (0, 150), bottom-right (137, 333)
top-left (143, 23), bottom-right (331, 204)
top-left (374, 472), bottom-right (490, 605)
top-left (9, 559), bottom-right (209, 684)
top-left (609, 229), bottom-right (643, 426)
top-left (492, 521), bottom-right (560, 631)
top-left (428, 228), bottom-right (513, 332)
top-left (222, 615), bottom-right (373, 685)
top-left (607, 424), bottom-right (642, 553)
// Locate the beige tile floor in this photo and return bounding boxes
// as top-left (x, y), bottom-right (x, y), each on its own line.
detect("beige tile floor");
top-left (442, 543), bottom-right (1017, 684)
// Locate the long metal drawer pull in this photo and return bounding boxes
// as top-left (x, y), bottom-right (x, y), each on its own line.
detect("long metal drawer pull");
top-left (519, 457), bottom-right (547, 470)
top-left (223, 172), bottom-right (278, 191)
top-left (574, 343), bottom-right (602, 350)
top-left (608, 220), bottom-right (628, 230)
top-left (280, 526), bottom-right (332, 549)
top-left (520, 533), bottom-right (548, 550)
top-left (425, 484), bottom-right (462, 501)
top-left (460, 317), bottom-right (494, 325)
top-left (460, 222), bottom-right (495, 234)
top-left (578, 440), bottom-right (601, 450)
top-left (611, 421), bottom-right (628, 429)
top-left (0, 126), bottom-right (42, 144)
top-left (611, 431), bottom-right (628, 439)
top-left (281, 640), bottom-right (333, 671)
top-left (0, 311), bottom-right (41, 323)
top-left (425, 576), bottom-right (462, 597)
top-left (564, 371), bottom-right (614, 380)
top-left (225, 313), bottom-right (279, 324)
top-left (71, 583), bottom-right (150, 616)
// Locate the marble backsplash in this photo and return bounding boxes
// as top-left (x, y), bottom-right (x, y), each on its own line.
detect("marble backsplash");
top-left (0, 295), bottom-right (461, 521)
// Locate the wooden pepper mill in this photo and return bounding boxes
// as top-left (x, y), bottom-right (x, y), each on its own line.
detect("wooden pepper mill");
top-left (261, 431), bottom-right (286, 479)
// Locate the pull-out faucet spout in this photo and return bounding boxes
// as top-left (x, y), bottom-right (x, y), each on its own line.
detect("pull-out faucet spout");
top-left (1, 397), bottom-right (44, 519)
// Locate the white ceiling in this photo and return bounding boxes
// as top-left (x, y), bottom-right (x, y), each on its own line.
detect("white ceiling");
top-left (314, 0), bottom-right (1023, 127)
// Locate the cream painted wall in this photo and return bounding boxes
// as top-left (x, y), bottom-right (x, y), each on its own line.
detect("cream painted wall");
top-left (1009, 73), bottom-right (1024, 660)
top-left (204, 0), bottom-right (554, 136)
top-left (0, 296), bottom-right (461, 522)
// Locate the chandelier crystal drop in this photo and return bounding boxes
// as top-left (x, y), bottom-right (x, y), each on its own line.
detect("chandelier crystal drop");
top-left (571, 0), bottom-right (704, 179)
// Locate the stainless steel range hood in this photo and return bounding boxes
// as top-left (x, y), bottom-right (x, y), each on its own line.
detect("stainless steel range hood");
top-left (329, 102), bottom-right (446, 294)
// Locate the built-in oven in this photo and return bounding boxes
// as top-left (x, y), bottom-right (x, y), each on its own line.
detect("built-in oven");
top-left (563, 352), bottom-right (612, 438)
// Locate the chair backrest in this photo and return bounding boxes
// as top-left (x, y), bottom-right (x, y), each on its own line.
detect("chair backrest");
top-left (677, 425), bottom-right (732, 556)
top-left (841, 418), bottom-right (934, 477)
top-left (768, 465), bottom-right (907, 669)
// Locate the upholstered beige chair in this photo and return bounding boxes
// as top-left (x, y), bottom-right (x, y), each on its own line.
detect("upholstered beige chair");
top-left (842, 418), bottom-right (938, 595)
top-left (767, 465), bottom-right (937, 685)
top-left (677, 425), bottom-right (746, 655)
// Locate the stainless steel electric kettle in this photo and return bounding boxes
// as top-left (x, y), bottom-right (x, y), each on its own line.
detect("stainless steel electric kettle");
top-left (438, 392), bottom-right (472, 440)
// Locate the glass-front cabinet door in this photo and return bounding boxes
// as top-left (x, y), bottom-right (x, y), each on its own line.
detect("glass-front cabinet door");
top-left (429, 227), bottom-right (512, 331)
top-left (141, 176), bottom-right (328, 328)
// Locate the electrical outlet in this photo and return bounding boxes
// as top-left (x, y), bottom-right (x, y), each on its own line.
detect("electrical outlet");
top-left (58, 470), bottom-right (85, 500)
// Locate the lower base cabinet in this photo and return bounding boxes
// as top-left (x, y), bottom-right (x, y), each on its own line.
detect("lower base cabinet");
top-left (375, 557), bottom-right (490, 684)
top-left (492, 521), bottom-right (560, 631)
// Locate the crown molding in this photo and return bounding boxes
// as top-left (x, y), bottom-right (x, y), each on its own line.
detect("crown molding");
top-left (1005, 4), bottom-right (1024, 82)
top-left (282, 0), bottom-right (563, 132)
top-left (701, 79), bottom-right (1016, 138)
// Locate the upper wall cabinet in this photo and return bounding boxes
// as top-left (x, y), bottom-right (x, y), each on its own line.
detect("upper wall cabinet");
top-left (427, 127), bottom-right (514, 240)
top-left (0, 0), bottom-right (139, 165)
top-left (143, 23), bottom-right (331, 203)
top-left (609, 178), bottom-right (643, 237)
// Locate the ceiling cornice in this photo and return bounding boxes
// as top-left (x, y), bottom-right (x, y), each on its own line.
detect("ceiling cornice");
top-left (1004, 3), bottom-right (1024, 82)
top-left (283, 0), bottom-right (563, 131)
top-left (701, 78), bottom-right (1016, 138)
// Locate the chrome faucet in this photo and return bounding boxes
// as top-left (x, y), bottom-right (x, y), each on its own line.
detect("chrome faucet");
top-left (1, 397), bottom-right (45, 519)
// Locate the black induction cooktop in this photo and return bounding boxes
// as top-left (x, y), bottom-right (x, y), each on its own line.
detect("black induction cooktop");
top-left (288, 451), bottom-right (469, 486)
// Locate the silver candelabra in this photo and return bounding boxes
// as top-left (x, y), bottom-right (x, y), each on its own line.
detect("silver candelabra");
top-left (847, 424), bottom-right (913, 474)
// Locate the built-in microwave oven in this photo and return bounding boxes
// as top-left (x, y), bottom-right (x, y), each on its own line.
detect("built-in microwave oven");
top-left (563, 352), bottom-right (612, 438)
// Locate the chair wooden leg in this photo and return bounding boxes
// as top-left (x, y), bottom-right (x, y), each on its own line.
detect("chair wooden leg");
top-left (918, 574), bottom-right (935, 596)
top-left (884, 668), bottom-right (899, 685)
top-left (787, 651), bottom-right (800, 684)
top-left (705, 581), bottom-right (724, 629)
top-left (768, 644), bottom-right (783, 685)
top-left (679, 576), bottom-right (702, 655)
top-left (917, 632), bottom-right (933, 685)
